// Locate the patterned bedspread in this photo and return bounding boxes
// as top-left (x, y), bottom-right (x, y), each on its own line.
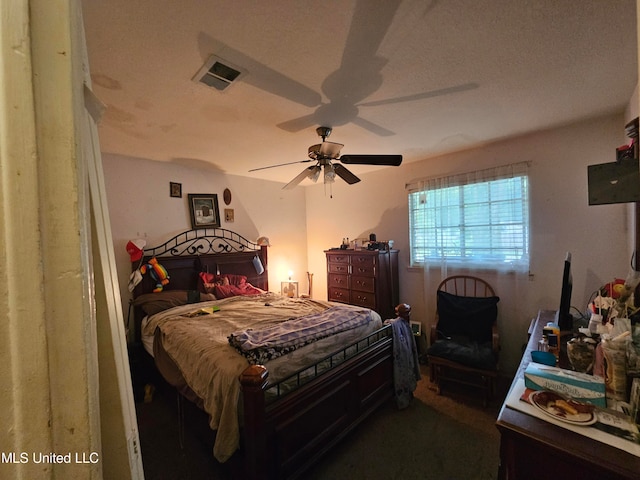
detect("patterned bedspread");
top-left (142, 292), bottom-right (381, 463)
top-left (228, 306), bottom-right (373, 364)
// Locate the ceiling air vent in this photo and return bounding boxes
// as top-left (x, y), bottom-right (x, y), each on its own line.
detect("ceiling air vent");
top-left (192, 55), bottom-right (246, 91)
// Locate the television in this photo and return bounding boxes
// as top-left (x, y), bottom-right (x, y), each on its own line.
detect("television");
top-left (555, 252), bottom-right (573, 332)
top-left (587, 158), bottom-right (640, 205)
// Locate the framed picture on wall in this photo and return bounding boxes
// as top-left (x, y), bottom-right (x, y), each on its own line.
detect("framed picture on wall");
top-left (188, 194), bottom-right (220, 229)
top-left (170, 182), bottom-right (182, 198)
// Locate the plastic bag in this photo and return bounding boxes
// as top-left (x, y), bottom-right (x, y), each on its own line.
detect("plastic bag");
top-left (601, 337), bottom-right (629, 404)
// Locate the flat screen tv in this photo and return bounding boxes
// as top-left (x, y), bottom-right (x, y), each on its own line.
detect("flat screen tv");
top-left (555, 252), bottom-right (573, 332)
top-left (587, 159), bottom-right (640, 205)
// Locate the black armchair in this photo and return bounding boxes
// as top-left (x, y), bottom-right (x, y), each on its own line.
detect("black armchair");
top-left (426, 275), bottom-right (500, 406)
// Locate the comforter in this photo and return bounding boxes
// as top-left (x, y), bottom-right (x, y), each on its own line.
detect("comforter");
top-left (142, 292), bottom-right (382, 462)
top-left (228, 305), bottom-right (374, 364)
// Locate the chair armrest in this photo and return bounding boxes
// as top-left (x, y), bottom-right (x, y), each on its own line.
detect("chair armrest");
top-left (430, 312), bottom-right (439, 345)
top-left (491, 323), bottom-right (500, 354)
top-left (430, 324), bottom-right (437, 345)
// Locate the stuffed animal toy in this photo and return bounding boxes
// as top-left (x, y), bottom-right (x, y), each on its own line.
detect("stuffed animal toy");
top-left (601, 278), bottom-right (626, 299)
top-left (140, 257), bottom-right (170, 292)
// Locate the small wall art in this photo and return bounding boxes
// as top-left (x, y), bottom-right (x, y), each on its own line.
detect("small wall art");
top-left (410, 321), bottom-right (422, 336)
top-left (224, 208), bottom-right (234, 222)
top-left (188, 193), bottom-right (220, 229)
top-left (223, 188), bottom-right (232, 205)
top-left (170, 182), bottom-right (182, 198)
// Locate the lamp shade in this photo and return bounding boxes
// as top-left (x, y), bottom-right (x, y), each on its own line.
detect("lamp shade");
top-left (256, 236), bottom-right (271, 246)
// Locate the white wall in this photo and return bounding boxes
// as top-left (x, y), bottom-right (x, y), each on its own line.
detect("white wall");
top-left (305, 113), bottom-right (632, 374)
top-left (103, 154), bottom-right (308, 331)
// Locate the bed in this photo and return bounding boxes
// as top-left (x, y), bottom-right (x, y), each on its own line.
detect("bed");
top-left (131, 228), bottom-right (395, 479)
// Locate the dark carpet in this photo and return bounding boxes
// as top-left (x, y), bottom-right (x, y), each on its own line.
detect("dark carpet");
top-left (134, 364), bottom-right (510, 480)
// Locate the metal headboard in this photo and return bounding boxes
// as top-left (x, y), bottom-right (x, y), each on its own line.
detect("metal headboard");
top-left (143, 228), bottom-right (262, 257)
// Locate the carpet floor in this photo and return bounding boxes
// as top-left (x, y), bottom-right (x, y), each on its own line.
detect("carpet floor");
top-left (135, 364), bottom-right (510, 479)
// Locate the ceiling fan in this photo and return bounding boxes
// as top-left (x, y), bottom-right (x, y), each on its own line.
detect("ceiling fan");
top-left (249, 127), bottom-right (402, 190)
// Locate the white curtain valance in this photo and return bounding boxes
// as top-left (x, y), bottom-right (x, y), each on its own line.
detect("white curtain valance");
top-left (405, 161), bottom-right (531, 192)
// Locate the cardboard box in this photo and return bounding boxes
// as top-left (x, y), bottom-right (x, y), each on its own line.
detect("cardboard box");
top-left (524, 362), bottom-right (606, 407)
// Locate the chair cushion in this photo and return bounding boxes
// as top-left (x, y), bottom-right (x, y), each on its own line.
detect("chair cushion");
top-left (427, 339), bottom-right (497, 370)
top-left (436, 291), bottom-right (499, 343)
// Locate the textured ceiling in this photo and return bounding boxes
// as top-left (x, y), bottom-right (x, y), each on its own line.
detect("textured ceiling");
top-left (81, 0), bottom-right (638, 185)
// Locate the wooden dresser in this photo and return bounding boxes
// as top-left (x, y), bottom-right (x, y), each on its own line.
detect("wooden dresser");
top-left (325, 249), bottom-right (399, 320)
top-left (496, 310), bottom-right (640, 479)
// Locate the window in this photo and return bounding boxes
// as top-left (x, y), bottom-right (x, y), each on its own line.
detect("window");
top-left (408, 163), bottom-right (529, 271)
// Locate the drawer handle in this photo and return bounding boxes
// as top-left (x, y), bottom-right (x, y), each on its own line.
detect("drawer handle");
top-left (356, 295), bottom-right (368, 301)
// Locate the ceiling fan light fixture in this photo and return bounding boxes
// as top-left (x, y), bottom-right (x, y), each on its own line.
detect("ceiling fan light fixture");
top-left (307, 166), bottom-right (321, 183)
top-left (324, 164), bottom-right (336, 184)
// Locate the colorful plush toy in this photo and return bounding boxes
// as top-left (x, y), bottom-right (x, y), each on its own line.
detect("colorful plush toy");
top-left (140, 257), bottom-right (170, 292)
top-left (602, 278), bottom-right (626, 299)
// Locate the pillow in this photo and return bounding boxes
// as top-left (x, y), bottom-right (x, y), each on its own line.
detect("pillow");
top-left (436, 290), bottom-right (499, 343)
top-left (132, 290), bottom-right (216, 316)
top-left (213, 284), bottom-right (237, 299)
top-left (198, 272), bottom-right (226, 293)
top-left (198, 272), bottom-right (247, 293)
top-left (219, 273), bottom-right (247, 286)
top-left (213, 283), bottom-right (264, 299)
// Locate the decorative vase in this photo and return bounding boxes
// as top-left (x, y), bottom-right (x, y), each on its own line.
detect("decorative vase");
top-left (567, 335), bottom-right (596, 373)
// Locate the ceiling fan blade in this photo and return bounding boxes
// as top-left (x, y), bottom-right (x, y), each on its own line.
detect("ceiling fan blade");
top-left (334, 164), bottom-right (361, 185)
top-left (249, 159), bottom-right (313, 172)
top-left (339, 154), bottom-right (402, 166)
top-left (283, 166), bottom-right (318, 190)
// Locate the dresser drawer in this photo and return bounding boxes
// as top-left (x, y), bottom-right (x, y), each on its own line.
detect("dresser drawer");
top-left (328, 273), bottom-right (349, 289)
top-left (326, 253), bottom-right (350, 264)
top-left (350, 291), bottom-right (376, 310)
top-left (328, 286), bottom-right (350, 304)
top-left (351, 275), bottom-right (375, 293)
top-left (351, 254), bottom-right (376, 268)
top-left (351, 263), bottom-right (374, 276)
top-left (328, 262), bottom-right (349, 274)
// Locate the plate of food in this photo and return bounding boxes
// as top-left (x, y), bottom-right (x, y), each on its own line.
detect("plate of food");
top-left (529, 390), bottom-right (597, 426)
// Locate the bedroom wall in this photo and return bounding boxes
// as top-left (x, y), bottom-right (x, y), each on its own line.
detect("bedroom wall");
top-left (102, 154), bottom-right (308, 337)
top-left (102, 112), bottom-right (635, 374)
top-left (305, 112), bottom-right (633, 374)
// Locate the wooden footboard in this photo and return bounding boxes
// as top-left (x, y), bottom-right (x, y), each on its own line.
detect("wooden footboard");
top-left (239, 325), bottom-right (394, 480)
